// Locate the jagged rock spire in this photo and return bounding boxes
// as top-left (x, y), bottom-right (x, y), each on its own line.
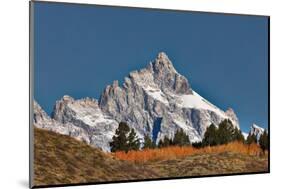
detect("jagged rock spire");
top-left (225, 108), bottom-right (239, 126)
top-left (151, 52), bottom-right (192, 94)
top-left (153, 52), bottom-right (176, 73)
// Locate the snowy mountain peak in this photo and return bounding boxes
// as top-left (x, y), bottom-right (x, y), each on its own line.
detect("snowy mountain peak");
top-left (155, 52), bottom-right (173, 67)
top-left (225, 108), bottom-right (239, 125)
top-left (250, 123), bottom-right (264, 134)
top-left (98, 52), bottom-right (239, 144)
top-left (51, 95), bottom-right (118, 151)
top-left (252, 123), bottom-right (264, 130)
top-left (52, 95), bottom-right (99, 122)
top-left (34, 100), bottom-right (50, 124)
top-left (35, 52), bottom-right (242, 152)
top-left (249, 123), bottom-right (265, 140)
top-left (62, 95), bottom-right (74, 102)
top-left (153, 52), bottom-right (176, 74)
top-left (157, 52), bottom-right (169, 60)
top-left (112, 80), bottom-right (119, 88)
top-left (226, 107), bottom-right (235, 113)
top-left (34, 100), bottom-right (92, 146)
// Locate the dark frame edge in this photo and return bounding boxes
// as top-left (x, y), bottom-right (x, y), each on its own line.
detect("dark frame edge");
top-left (29, 1), bottom-right (35, 188)
top-left (32, 0), bottom-right (270, 18)
top-left (32, 171), bottom-right (270, 189)
top-left (267, 16), bottom-right (270, 173)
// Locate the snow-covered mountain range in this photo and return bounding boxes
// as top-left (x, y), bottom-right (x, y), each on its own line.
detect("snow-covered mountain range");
top-left (33, 52), bottom-right (263, 151)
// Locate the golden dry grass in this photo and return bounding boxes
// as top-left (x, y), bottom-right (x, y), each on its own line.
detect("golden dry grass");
top-left (113, 142), bottom-right (265, 163)
top-left (113, 142), bottom-right (268, 177)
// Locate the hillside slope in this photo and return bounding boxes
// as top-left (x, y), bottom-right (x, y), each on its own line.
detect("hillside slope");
top-left (145, 152), bottom-right (268, 177)
top-left (33, 128), bottom-right (268, 187)
top-left (33, 128), bottom-right (158, 187)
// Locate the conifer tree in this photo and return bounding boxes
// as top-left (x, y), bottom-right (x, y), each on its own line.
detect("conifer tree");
top-left (143, 134), bottom-right (156, 149)
top-left (192, 141), bottom-right (203, 148)
top-left (163, 136), bottom-right (172, 147)
top-left (158, 136), bottom-right (172, 148)
top-left (259, 130), bottom-right (268, 152)
top-left (127, 128), bottom-right (140, 151)
top-left (217, 119), bottom-right (235, 145)
top-left (173, 128), bottom-right (190, 146)
top-left (233, 127), bottom-right (245, 143)
top-left (202, 123), bottom-right (218, 146)
top-left (246, 133), bottom-right (257, 144)
top-left (158, 139), bottom-right (164, 148)
top-left (110, 122), bottom-right (130, 152)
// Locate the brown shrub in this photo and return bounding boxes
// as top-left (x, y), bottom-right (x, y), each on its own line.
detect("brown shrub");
top-left (112, 142), bottom-right (264, 163)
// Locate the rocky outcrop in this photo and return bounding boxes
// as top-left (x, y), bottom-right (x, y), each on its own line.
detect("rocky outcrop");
top-left (249, 123), bottom-right (265, 141)
top-left (51, 96), bottom-right (118, 151)
top-left (98, 52), bottom-right (239, 143)
top-left (33, 101), bottom-right (90, 144)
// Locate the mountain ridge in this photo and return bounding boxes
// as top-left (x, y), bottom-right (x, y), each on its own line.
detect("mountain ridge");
top-left (33, 52), bottom-right (263, 152)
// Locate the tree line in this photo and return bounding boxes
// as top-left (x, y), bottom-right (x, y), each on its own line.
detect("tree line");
top-left (193, 119), bottom-right (268, 152)
top-left (110, 122), bottom-right (190, 152)
top-left (110, 120), bottom-right (268, 153)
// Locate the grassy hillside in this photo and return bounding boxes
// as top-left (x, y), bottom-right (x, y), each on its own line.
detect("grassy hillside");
top-left (33, 128), bottom-right (158, 186)
top-left (34, 128), bottom-right (268, 187)
top-left (144, 152), bottom-right (268, 177)
top-left (113, 142), bottom-right (268, 177)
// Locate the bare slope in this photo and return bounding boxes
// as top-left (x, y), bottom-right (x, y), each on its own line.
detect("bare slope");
top-left (33, 128), bottom-right (158, 187)
top-left (145, 152), bottom-right (268, 177)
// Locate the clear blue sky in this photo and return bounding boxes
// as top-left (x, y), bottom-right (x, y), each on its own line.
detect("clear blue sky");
top-left (34, 2), bottom-right (269, 132)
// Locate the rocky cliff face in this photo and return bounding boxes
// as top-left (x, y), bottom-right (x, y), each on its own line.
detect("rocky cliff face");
top-left (51, 96), bottom-right (118, 151)
top-left (33, 101), bottom-right (90, 144)
top-left (34, 52), bottom-right (240, 152)
top-left (34, 98), bottom-right (118, 151)
top-left (99, 52), bottom-right (239, 143)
